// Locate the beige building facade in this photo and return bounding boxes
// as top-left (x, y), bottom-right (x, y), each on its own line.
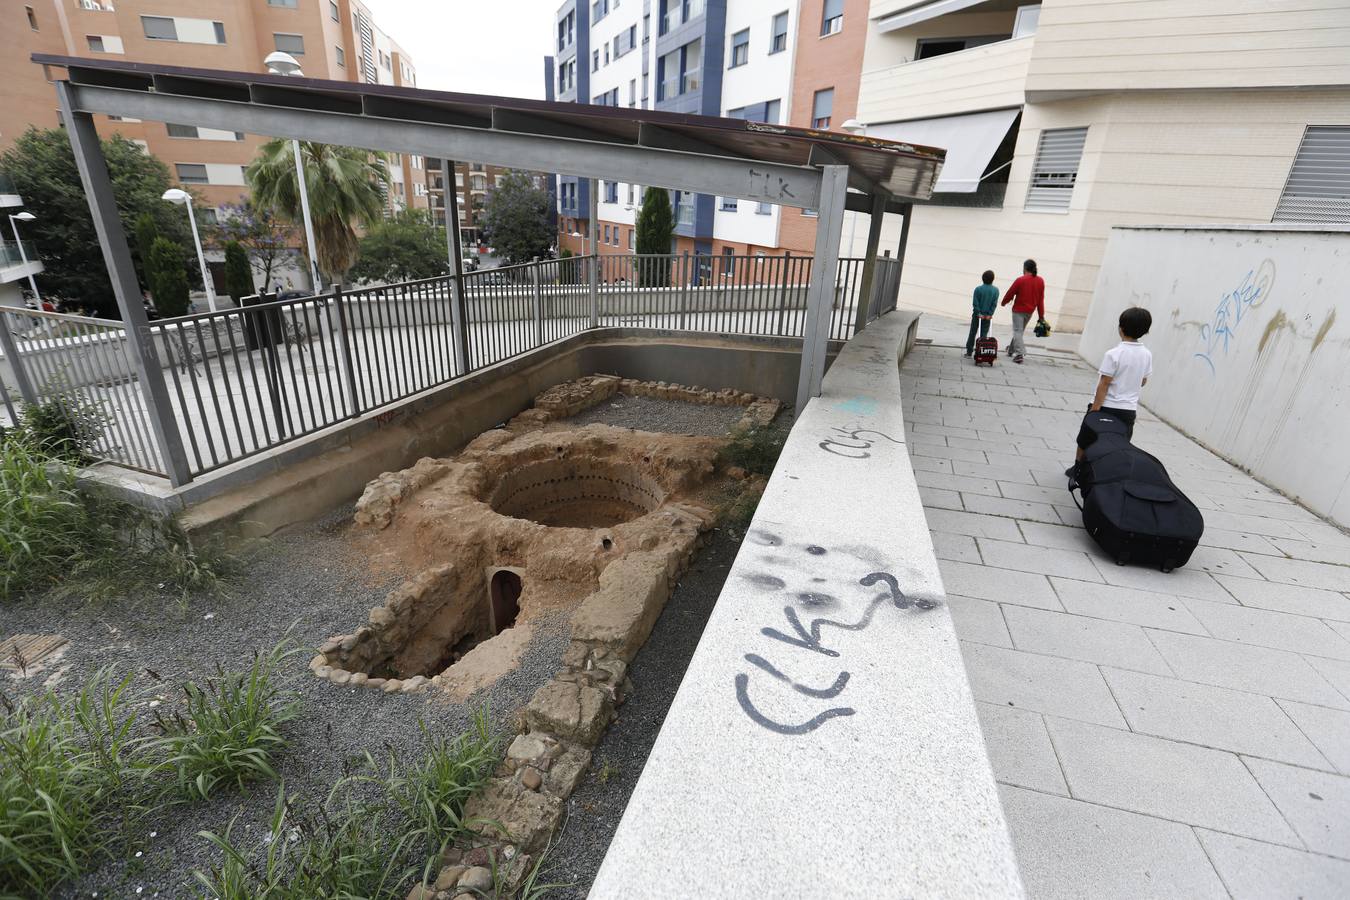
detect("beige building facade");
top-left (2, 0), bottom-right (424, 221)
top-left (855, 0), bottom-right (1350, 331)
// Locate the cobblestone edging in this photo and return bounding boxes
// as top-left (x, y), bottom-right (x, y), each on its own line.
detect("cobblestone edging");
top-left (519, 373), bottom-right (780, 434)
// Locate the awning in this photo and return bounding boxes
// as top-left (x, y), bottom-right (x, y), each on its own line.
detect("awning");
top-left (876, 0), bottom-right (987, 32)
top-left (867, 108), bottom-right (1020, 193)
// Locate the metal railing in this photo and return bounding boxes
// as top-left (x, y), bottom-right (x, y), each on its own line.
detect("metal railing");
top-left (0, 251), bottom-right (901, 482)
top-left (0, 240), bottom-right (38, 269)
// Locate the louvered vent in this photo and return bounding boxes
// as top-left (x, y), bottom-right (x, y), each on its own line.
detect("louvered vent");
top-left (1025, 126), bottom-right (1087, 212)
top-left (1273, 126), bottom-right (1350, 224)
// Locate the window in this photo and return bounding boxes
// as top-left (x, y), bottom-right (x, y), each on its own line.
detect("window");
top-left (330, 0), bottom-right (340, 21)
top-left (604, 43), bottom-right (610, 65)
top-left (916, 35), bottom-right (1009, 60)
top-left (176, 163), bottom-right (209, 184)
top-left (629, 79), bottom-right (637, 107)
top-left (770, 11), bottom-right (788, 53)
top-left (605, 182), bottom-right (618, 203)
top-left (730, 29), bottom-right (749, 67)
top-left (198, 208), bottom-right (218, 225)
top-left (802, 208), bottom-right (818, 217)
top-left (1013, 4), bottom-right (1040, 38)
top-left (764, 99), bottom-right (781, 124)
top-left (1025, 126), bottom-right (1088, 212)
top-left (214, 22), bottom-right (226, 43)
top-left (414, 183), bottom-right (427, 197)
top-left (720, 197), bottom-right (738, 211)
top-left (821, 0), bottom-right (843, 35)
top-left (336, 46), bottom-right (345, 66)
top-left (593, 50), bottom-right (599, 72)
top-left (1274, 126), bottom-right (1350, 223)
top-left (26, 6), bottom-right (37, 31)
top-left (627, 184), bottom-right (635, 205)
top-left (642, 73), bottom-right (649, 102)
top-left (166, 123), bottom-right (198, 138)
top-left (628, 228), bottom-right (635, 250)
top-left (86, 35), bottom-right (105, 52)
top-left (756, 201), bottom-right (772, 215)
top-left (274, 33), bottom-right (304, 54)
top-left (811, 89), bottom-right (833, 129)
top-left (722, 246), bottom-right (735, 276)
top-left (141, 15), bottom-right (177, 40)
top-left (603, 224), bottom-right (611, 243)
top-left (268, 0), bottom-right (298, 7)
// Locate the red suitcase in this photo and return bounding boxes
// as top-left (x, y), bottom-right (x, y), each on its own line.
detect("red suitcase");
top-left (974, 336), bottom-right (998, 366)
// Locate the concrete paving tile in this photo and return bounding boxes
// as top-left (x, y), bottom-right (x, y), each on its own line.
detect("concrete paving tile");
top-left (1272, 539), bottom-right (1350, 567)
top-left (975, 702), bottom-right (1068, 795)
top-left (999, 787), bottom-right (1229, 900)
top-left (1004, 607), bottom-right (1172, 675)
top-left (910, 441), bottom-right (989, 464)
top-left (914, 469), bottom-right (1001, 497)
top-left (1242, 554), bottom-right (1350, 593)
top-left (997, 481), bottom-right (1076, 507)
top-left (1045, 717), bottom-right (1299, 844)
top-left (1011, 443), bottom-right (1067, 463)
top-left (1245, 758), bottom-right (1350, 858)
top-left (1180, 598), bottom-right (1350, 661)
top-left (1148, 631), bottom-right (1350, 708)
top-left (1197, 830), bottom-right (1350, 900)
top-left (951, 459), bottom-right (1039, 484)
top-left (1200, 509), bottom-right (1310, 540)
top-left (1290, 521), bottom-right (1350, 548)
top-left (1329, 619), bottom-right (1350, 644)
top-left (1187, 546), bottom-right (1264, 579)
top-left (939, 559), bottom-right (1061, 610)
top-left (913, 421), bottom-right (978, 440)
top-left (977, 538), bottom-right (1103, 582)
top-left (1017, 521), bottom-right (1098, 554)
top-left (962, 493), bottom-right (1062, 525)
top-left (1199, 527), bottom-right (1284, 556)
top-left (930, 531), bottom-right (982, 564)
top-left (1207, 493), bottom-right (1323, 522)
top-left (1049, 578), bottom-right (1208, 635)
top-left (917, 485), bottom-right (964, 511)
top-left (948, 435), bottom-right (1016, 453)
top-left (1304, 656), bottom-right (1350, 705)
top-left (959, 641), bottom-right (1125, 727)
top-left (1094, 562), bottom-right (1235, 604)
top-left (1215, 574), bottom-right (1350, 623)
top-left (909, 454), bottom-right (954, 475)
top-left (1279, 701), bottom-right (1350, 775)
top-left (922, 507), bottom-right (1024, 542)
top-left (1104, 668), bottom-right (1328, 768)
top-left (946, 595), bottom-right (1012, 647)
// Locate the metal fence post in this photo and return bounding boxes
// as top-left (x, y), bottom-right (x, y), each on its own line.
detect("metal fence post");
top-left (853, 193), bottom-right (888, 337)
top-left (57, 81), bottom-right (193, 486)
top-left (442, 160), bottom-right (470, 376)
top-left (331, 284), bottom-right (362, 417)
top-left (530, 256), bottom-right (545, 346)
top-left (776, 251), bottom-right (791, 335)
top-left (679, 250), bottom-right (690, 330)
top-left (0, 308), bottom-right (38, 406)
top-left (588, 178), bottom-right (600, 329)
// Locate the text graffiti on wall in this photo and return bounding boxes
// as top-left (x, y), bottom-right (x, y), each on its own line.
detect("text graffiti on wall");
top-left (1195, 259), bottom-right (1276, 375)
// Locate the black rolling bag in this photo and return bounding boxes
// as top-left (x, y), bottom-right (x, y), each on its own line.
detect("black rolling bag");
top-left (1069, 411), bottom-right (1204, 572)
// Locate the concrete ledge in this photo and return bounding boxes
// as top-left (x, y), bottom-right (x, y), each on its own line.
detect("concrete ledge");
top-left (590, 311), bottom-right (1025, 899)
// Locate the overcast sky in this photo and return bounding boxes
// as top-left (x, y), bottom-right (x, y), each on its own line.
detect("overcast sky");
top-left (367, 0), bottom-right (560, 98)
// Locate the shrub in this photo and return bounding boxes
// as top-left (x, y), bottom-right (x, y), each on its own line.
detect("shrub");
top-left (635, 188), bottom-right (674, 287)
top-left (719, 426), bottom-right (786, 478)
top-left (0, 670), bottom-right (148, 896)
top-left (0, 439), bottom-right (89, 597)
top-left (151, 641), bottom-right (302, 801)
top-left (148, 236), bottom-right (190, 317)
top-left (14, 391), bottom-right (106, 463)
top-left (222, 240), bottom-right (254, 305)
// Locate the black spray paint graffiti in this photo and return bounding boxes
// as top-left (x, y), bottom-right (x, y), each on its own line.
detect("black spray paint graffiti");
top-left (735, 566), bottom-right (938, 735)
top-left (818, 425), bottom-right (903, 459)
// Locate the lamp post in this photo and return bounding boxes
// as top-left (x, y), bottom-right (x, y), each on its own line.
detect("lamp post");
top-left (7, 211), bottom-right (40, 305)
top-left (162, 188), bottom-right (217, 312)
top-left (264, 51), bottom-right (323, 293)
top-left (841, 119), bottom-right (866, 257)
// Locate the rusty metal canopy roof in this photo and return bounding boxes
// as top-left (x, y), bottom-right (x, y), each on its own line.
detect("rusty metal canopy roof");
top-left (33, 53), bottom-right (944, 202)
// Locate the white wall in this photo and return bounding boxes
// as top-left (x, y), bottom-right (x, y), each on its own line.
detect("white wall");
top-left (1079, 225), bottom-right (1350, 528)
top-left (591, 1), bottom-right (646, 235)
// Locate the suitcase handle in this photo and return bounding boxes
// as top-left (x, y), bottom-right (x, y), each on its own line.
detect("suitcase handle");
top-left (1069, 481), bottom-right (1084, 512)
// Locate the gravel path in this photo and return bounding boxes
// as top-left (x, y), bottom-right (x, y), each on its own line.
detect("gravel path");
top-left (567, 394), bottom-right (747, 436)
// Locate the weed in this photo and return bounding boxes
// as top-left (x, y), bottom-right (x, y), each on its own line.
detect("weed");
top-left (151, 640), bottom-right (302, 801)
top-left (13, 391), bottom-right (106, 464)
top-left (718, 426), bottom-right (786, 478)
top-left (0, 670), bottom-right (150, 896)
top-left (595, 758), bottom-right (619, 785)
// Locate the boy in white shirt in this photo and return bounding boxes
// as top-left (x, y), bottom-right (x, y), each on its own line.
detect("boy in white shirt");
top-left (1071, 307), bottom-right (1153, 470)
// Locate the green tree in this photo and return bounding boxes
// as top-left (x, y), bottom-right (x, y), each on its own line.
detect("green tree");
top-left (0, 127), bottom-right (196, 317)
top-left (479, 172), bottom-right (553, 264)
top-left (133, 212), bottom-right (159, 282)
top-left (147, 237), bottom-right (190, 317)
top-left (222, 241), bottom-right (254, 304)
top-left (208, 200), bottom-right (292, 289)
top-left (635, 187), bottom-right (675, 287)
top-left (349, 209), bottom-right (447, 284)
top-left (245, 140), bottom-right (388, 286)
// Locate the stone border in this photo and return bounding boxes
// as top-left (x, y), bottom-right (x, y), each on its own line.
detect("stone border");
top-left (511, 373), bottom-right (780, 435)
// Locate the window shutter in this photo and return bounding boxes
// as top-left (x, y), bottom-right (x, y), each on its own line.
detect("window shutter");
top-left (1273, 126), bottom-right (1350, 223)
top-left (1025, 126), bottom-right (1087, 212)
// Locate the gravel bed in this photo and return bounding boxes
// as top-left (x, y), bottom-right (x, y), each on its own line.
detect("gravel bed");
top-left (566, 394), bottom-right (747, 436)
top-left (3, 507), bottom-right (570, 899)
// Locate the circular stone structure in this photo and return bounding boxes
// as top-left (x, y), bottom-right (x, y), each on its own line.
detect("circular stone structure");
top-left (487, 458), bottom-right (667, 528)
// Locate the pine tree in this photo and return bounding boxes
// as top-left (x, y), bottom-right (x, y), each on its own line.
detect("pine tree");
top-left (635, 187), bottom-right (675, 287)
top-left (147, 237), bottom-right (190, 317)
top-left (223, 241), bottom-right (254, 304)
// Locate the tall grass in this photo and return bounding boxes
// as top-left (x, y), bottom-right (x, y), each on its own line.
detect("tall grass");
top-left (152, 642), bottom-right (303, 801)
top-left (0, 670), bottom-right (148, 897)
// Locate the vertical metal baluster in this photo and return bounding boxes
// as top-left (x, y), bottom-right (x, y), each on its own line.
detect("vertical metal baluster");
top-left (205, 317), bottom-right (245, 460)
top-left (218, 312), bottom-right (260, 453)
top-left (163, 323), bottom-right (207, 473)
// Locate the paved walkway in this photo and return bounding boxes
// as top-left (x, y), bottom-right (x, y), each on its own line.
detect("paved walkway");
top-left (901, 314), bottom-right (1350, 899)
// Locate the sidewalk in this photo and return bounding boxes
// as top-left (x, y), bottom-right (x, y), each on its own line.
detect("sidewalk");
top-left (902, 317), bottom-right (1350, 898)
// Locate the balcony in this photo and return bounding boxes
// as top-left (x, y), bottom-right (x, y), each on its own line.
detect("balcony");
top-left (858, 34), bottom-right (1033, 124)
top-left (0, 174), bottom-right (21, 208)
top-left (658, 73), bottom-right (700, 101)
top-left (0, 240), bottom-right (43, 284)
top-left (659, 0), bottom-right (704, 36)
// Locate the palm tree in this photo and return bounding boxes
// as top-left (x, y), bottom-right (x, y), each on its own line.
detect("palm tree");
top-left (245, 140), bottom-right (389, 285)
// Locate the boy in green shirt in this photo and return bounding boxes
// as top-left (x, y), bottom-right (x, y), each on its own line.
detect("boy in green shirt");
top-left (965, 270), bottom-right (999, 357)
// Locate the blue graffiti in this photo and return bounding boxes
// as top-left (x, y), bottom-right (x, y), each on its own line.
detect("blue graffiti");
top-left (1195, 259), bottom-right (1276, 375)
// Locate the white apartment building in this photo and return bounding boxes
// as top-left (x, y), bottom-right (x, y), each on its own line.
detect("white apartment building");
top-left (855, 0), bottom-right (1350, 331)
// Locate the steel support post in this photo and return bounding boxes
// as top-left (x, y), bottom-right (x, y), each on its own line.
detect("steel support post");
top-left (795, 164), bottom-right (849, 413)
top-left (57, 81), bottom-right (193, 486)
top-left (331, 284), bottom-right (361, 417)
top-left (0, 309), bottom-right (38, 406)
top-left (892, 203), bottom-right (913, 313)
top-left (852, 192), bottom-right (888, 337)
top-left (442, 159), bottom-right (470, 375)
top-left (587, 178), bottom-right (599, 329)
top-left (530, 256), bottom-right (545, 346)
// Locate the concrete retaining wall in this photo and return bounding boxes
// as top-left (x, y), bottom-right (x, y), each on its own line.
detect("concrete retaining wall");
top-left (1079, 224), bottom-right (1350, 528)
top-left (589, 312), bottom-right (1025, 899)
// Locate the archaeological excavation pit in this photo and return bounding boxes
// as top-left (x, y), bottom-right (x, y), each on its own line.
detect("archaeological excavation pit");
top-left (310, 375), bottom-right (780, 699)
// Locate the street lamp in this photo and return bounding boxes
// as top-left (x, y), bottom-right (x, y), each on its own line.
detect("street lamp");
top-left (840, 119), bottom-right (867, 257)
top-left (162, 188), bottom-right (218, 313)
top-left (7, 211), bottom-right (40, 305)
top-left (264, 51), bottom-right (323, 293)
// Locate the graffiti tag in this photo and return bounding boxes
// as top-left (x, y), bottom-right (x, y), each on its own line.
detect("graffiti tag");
top-left (1195, 259), bottom-right (1276, 375)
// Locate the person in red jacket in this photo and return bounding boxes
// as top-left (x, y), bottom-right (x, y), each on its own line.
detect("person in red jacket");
top-left (1000, 259), bottom-right (1045, 364)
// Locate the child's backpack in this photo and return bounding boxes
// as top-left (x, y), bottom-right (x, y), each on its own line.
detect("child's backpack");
top-left (973, 336), bottom-right (998, 367)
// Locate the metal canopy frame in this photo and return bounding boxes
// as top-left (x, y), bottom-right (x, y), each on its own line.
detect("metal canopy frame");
top-left (36, 55), bottom-right (941, 483)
